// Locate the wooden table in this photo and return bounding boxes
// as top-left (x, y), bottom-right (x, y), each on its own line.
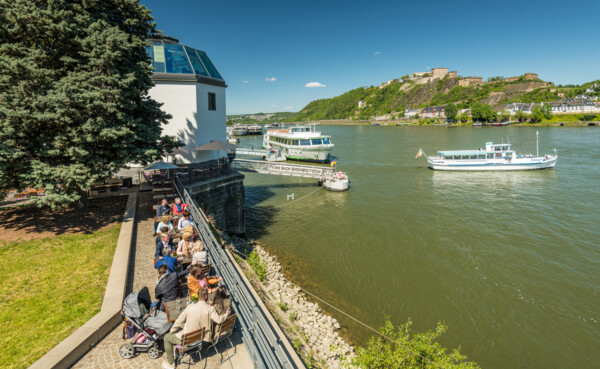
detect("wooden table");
top-left (164, 297), bottom-right (190, 322)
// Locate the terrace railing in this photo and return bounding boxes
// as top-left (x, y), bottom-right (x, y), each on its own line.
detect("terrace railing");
top-left (173, 176), bottom-right (304, 369)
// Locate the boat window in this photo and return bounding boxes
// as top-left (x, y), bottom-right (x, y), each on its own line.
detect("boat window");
top-left (300, 139), bottom-right (311, 146)
top-left (470, 155), bottom-right (477, 159)
top-left (322, 138), bottom-right (331, 144)
top-left (487, 153), bottom-right (493, 159)
top-left (478, 155), bottom-right (485, 159)
top-left (293, 140), bottom-right (299, 145)
top-left (311, 139), bottom-right (322, 145)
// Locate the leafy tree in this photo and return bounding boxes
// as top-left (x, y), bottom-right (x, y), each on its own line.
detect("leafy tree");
top-left (348, 318), bottom-right (479, 369)
top-left (530, 105), bottom-right (552, 122)
top-left (0, 0), bottom-right (177, 209)
top-left (471, 102), bottom-right (495, 122)
top-left (515, 110), bottom-right (528, 122)
top-left (445, 103), bottom-right (458, 121)
top-left (498, 111), bottom-right (510, 122)
top-left (458, 112), bottom-right (469, 123)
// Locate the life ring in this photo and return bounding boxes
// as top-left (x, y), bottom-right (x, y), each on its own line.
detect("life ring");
top-left (496, 153), bottom-right (501, 158)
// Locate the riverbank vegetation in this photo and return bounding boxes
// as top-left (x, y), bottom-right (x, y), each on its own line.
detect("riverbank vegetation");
top-left (0, 224), bottom-right (121, 369)
top-left (348, 319), bottom-right (479, 369)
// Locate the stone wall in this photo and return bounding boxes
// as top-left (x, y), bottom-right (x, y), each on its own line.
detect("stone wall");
top-left (227, 235), bottom-right (355, 369)
top-left (190, 173), bottom-right (245, 235)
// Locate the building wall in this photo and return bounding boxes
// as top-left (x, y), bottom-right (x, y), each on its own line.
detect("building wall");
top-left (150, 81), bottom-right (227, 163)
top-left (431, 68), bottom-right (448, 75)
top-left (448, 71), bottom-right (457, 77)
top-left (524, 73), bottom-right (538, 80)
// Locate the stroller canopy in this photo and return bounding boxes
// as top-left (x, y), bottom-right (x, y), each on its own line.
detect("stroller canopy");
top-left (123, 286), bottom-right (152, 318)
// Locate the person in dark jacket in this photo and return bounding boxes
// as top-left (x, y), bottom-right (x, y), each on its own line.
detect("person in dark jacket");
top-left (154, 199), bottom-right (171, 235)
top-left (155, 233), bottom-right (176, 259)
top-left (155, 264), bottom-right (189, 311)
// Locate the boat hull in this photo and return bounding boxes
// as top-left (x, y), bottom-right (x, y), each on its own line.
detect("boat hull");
top-left (323, 179), bottom-right (350, 191)
top-left (428, 157), bottom-right (557, 171)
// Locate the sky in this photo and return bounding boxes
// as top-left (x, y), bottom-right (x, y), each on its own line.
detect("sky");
top-left (141, 0), bottom-right (600, 114)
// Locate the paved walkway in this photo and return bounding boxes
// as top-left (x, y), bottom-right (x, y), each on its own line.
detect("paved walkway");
top-left (72, 191), bottom-right (253, 369)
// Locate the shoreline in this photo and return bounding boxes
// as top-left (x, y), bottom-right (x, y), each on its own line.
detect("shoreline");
top-left (221, 232), bottom-right (355, 369)
top-left (287, 119), bottom-right (599, 127)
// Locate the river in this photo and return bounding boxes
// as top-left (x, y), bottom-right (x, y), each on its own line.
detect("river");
top-left (237, 126), bottom-right (600, 369)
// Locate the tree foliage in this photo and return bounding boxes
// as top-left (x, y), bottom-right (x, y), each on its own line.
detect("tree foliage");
top-left (0, 0), bottom-right (176, 209)
top-left (530, 105), bottom-right (552, 122)
top-left (445, 103), bottom-right (458, 120)
top-left (471, 103), bottom-right (496, 122)
top-left (348, 318), bottom-right (479, 369)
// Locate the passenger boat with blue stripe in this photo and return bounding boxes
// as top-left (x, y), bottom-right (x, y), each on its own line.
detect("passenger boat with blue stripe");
top-left (263, 124), bottom-right (334, 163)
top-left (418, 132), bottom-right (557, 171)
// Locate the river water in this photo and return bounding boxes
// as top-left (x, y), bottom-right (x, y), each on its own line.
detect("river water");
top-left (237, 126), bottom-right (600, 369)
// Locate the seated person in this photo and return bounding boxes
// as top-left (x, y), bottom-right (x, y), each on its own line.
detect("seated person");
top-left (191, 240), bottom-right (208, 266)
top-left (154, 199), bottom-right (171, 235)
top-left (155, 233), bottom-right (176, 260)
top-left (154, 264), bottom-right (190, 312)
top-left (172, 197), bottom-right (189, 215)
top-left (162, 288), bottom-right (230, 369)
top-left (176, 232), bottom-right (193, 256)
top-left (155, 215), bottom-right (173, 234)
top-left (177, 210), bottom-right (192, 230)
top-left (209, 286), bottom-right (232, 338)
top-left (183, 224), bottom-right (199, 241)
top-left (156, 226), bottom-right (170, 242)
top-left (154, 248), bottom-right (179, 273)
top-left (186, 264), bottom-right (207, 299)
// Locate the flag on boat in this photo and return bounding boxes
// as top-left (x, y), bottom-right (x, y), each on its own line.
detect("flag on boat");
top-left (330, 159), bottom-right (337, 167)
top-left (415, 148), bottom-right (424, 158)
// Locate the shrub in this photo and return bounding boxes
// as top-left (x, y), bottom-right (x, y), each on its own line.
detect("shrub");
top-left (348, 318), bottom-right (479, 369)
top-left (579, 114), bottom-right (597, 121)
top-left (247, 250), bottom-right (267, 282)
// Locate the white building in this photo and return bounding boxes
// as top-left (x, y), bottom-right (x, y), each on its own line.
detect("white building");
top-left (146, 36), bottom-right (227, 164)
top-left (404, 108), bottom-right (419, 117)
top-left (545, 98), bottom-right (600, 114)
top-left (503, 103), bottom-right (535, 115)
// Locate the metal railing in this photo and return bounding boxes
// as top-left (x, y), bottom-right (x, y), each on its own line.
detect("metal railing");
top-left (173, 176), bottom-right (303, 369)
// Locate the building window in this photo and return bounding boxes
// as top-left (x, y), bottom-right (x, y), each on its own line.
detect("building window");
top-left (208, 93), bottom-right (216, 111)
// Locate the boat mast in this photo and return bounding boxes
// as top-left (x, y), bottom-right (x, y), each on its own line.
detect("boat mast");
top-left (536, 131), bottom-right (539, 157)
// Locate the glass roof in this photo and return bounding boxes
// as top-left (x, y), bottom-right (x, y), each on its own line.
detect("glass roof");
top-left (145, 38), bottom-right (223, 81)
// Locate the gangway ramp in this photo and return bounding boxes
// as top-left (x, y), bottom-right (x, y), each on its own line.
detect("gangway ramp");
top-left (232, 158), bottom-right (334, 180)
top-left (235, 147), bottom-right (267, 156)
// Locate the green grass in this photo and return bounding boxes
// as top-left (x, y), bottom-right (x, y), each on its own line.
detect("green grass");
top-left (0, 224), bottom-right (121, 369)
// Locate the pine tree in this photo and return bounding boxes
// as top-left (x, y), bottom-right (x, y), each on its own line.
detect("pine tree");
top-left (0, 0), bottom-right (176, 209)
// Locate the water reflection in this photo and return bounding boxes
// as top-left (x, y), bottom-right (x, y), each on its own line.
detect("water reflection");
top-left (430, 170), bottom-right (558, 190)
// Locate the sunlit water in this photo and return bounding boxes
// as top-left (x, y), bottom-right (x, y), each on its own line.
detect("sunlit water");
top-left (238, 126), bottom-right (600, 369)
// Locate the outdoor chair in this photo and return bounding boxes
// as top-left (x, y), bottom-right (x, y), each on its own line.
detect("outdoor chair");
top-left (208, 314), bottom-right (237, 364)
top-left (174, 327), bottom-right (205, 369)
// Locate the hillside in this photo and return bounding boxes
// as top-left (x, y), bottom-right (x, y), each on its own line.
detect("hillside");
top-left (291, 74), bottom-right (599, 121)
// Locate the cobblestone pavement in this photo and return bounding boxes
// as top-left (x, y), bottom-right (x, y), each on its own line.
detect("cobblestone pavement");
top-left (72, 192), bottom-right (253, 369)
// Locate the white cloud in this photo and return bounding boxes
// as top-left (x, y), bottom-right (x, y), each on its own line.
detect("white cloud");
top-left (242, 80), bottom-right (249, 83)
top-left (266, 77), bottom-right (277, 82)
top-left (305, 82), bottom-right (326, 88)
top-left (374, 51), bottom-right (381, 55)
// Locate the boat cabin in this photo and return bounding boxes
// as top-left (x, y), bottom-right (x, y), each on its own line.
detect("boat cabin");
top-left (269, 136), bottom-right (331, 146)
top-left (438, 142), bottom-right (515, 160)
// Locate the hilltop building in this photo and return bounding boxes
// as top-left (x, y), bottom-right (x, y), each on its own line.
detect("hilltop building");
top-left (458, 77), bottom-right (483, 87)
top-left (145, 35), bottom-right (227, 164)
top-left (431, 67), bottom-right (448, 76)
top-left (505, 73), bottom-right (539, 82)
top-left (448, 71), bottom-right (457, 77)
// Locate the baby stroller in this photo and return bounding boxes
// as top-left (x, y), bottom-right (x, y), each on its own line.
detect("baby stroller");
top-left (119, 286), bottom-right (173, 359)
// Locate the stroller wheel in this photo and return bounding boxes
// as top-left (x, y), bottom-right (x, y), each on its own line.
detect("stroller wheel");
top-left (119, 343), bottom-right (135, 359)
top-left (147, 344), bottom-right (161, 359)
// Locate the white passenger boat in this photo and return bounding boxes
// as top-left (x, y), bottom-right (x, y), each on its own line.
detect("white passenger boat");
top-left (248, 124), bottom-right (263, 135)
top-left (419, 132), bottom-right (557, 171)
top-left (227, 136), bottom-right (239, 144)
top-left (263, 125), bottom-right (334, 163)
top-left (231, 124), bottom-right (249, 136)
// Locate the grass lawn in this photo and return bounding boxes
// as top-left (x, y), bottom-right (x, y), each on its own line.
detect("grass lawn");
top-left (0, 223), bottom-right (122, 369)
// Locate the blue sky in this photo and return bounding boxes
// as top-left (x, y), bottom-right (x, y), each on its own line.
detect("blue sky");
top-left (142, 0), bottom-right (600, 114)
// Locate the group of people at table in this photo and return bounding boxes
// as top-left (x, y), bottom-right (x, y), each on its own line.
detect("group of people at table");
top-left (151, 197), bottom-right (233, 369)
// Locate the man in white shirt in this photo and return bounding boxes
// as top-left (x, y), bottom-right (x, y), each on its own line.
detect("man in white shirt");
top-left (162, 289), bottom-right (230, 369)
top-left (177, 210), bottom-right (193, 230)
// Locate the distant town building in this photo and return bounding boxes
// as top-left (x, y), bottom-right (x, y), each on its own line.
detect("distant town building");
top-left (545, 98), bottom-right (600, 114)
top-left (358, 100), bottom-right (366, 109)
top-left (431, 67), bottom-right (448, 76)
top-left (458, 77), bottom-right (483, 87)
top-left (421, 106), bottom-right (446, 118)
top-left (503, 103), bottom-right (535, 115)
top-left (505, 73), bottom-right (539, 83)
top-left (404, 108), bottom-right (419, 117)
